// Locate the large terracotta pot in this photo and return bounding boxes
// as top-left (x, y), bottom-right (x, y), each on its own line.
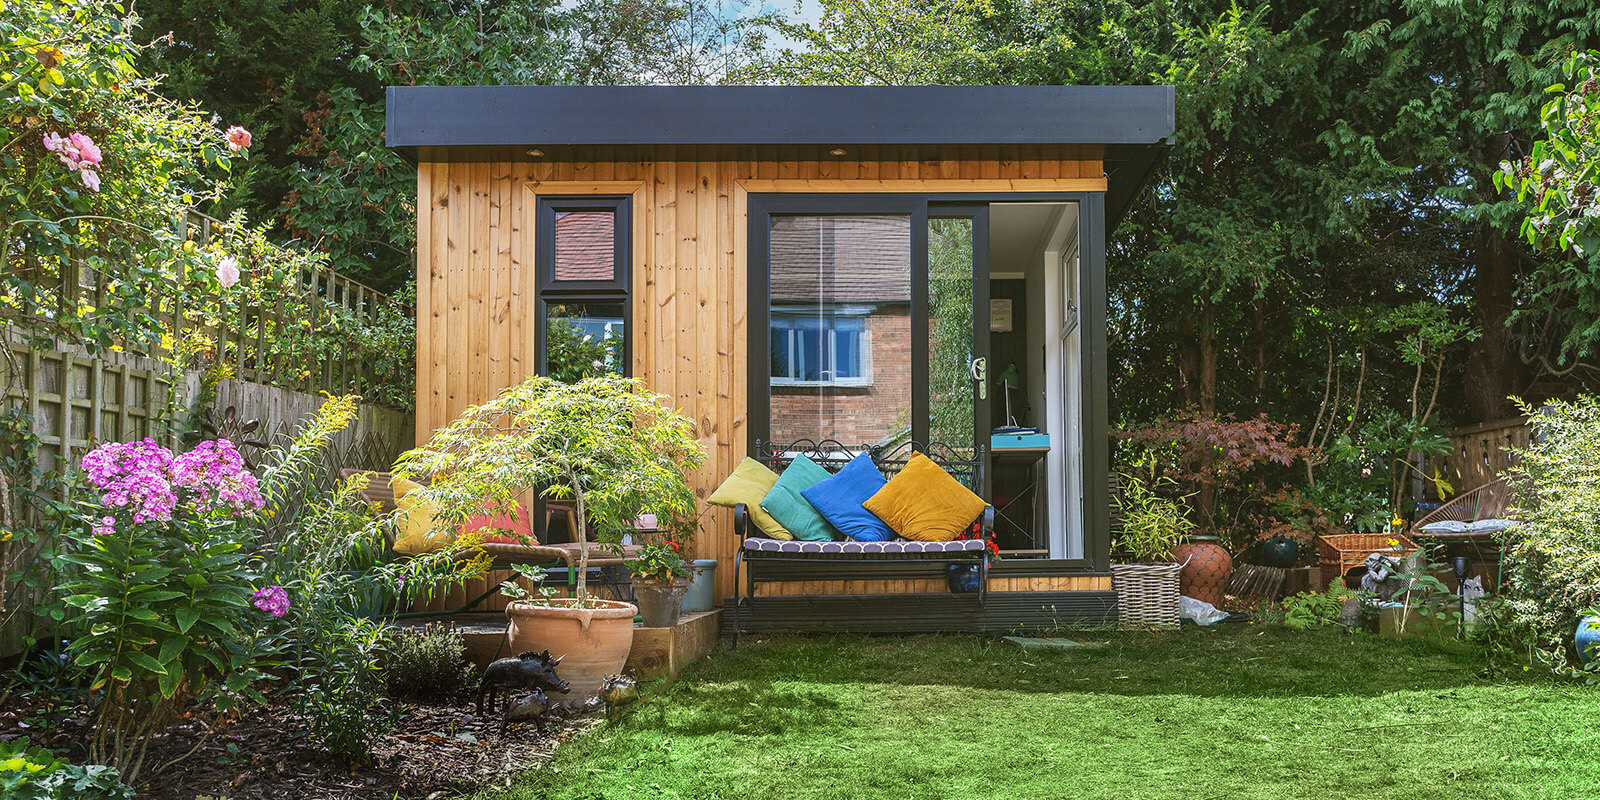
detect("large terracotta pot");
top-left (505, 598), bottom-right (637, 702)
top-left (1169, 536), bottom-right (1233, 607)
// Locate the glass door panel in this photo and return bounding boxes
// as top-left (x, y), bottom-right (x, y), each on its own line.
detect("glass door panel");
top-left (928, 217), bottom-right (977, 457)
top-left (768, 214), bottom-right (913, 448)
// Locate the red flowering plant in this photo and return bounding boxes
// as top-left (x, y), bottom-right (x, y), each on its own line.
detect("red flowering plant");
top-left (626, 540), bottom-right (692, 585)
top-left (957, 522), bottom-right (1003, 565)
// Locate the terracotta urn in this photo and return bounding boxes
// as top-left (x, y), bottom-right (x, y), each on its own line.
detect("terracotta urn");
top-left (505, 598), bottom-right (637, 702)
top-left (1169, 536), bottom-right (1233, 607)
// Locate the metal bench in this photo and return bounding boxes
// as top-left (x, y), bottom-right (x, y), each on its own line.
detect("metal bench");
top-left (730, 440), bottom-right (993, 641)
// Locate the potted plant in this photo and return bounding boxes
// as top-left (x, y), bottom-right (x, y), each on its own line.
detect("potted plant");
top-left (396, 375), bottom-right (704, 700)
top-left (627, 540), bottom-right (693, 627)
top-left (1111, 473), bottom-right (1195, 627)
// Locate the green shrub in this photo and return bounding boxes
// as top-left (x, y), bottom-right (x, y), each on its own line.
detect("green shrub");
top-left (384, 622), bottom-right (478, 702)
top-left (1278, 579), bottom-right (1360, 631)
top-left (295, 614), bottom-right (395, 763)
top-left (1501, 397), bottom-right (1600, 671)
top-left (0, 739), bottom-right (133, 800)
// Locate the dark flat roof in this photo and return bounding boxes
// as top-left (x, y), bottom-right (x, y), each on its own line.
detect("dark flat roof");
top-left (386, 85), bottom-right (1174, 150)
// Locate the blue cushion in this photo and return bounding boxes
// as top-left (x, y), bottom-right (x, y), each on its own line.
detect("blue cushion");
top-left (758, 454), bottom-right (837, 542)
top-left (800, 454), bottom-right (895, 542)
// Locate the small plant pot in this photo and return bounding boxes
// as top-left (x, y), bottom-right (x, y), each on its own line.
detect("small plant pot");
top-left (681, 559), bottom-right (718, 613)
top-left (505, 598), bottom-right (637, 702)
top-left (633, 577), bottom-right (689, 628)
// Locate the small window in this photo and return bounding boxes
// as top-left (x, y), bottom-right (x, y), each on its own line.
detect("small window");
top-left (553, 211), bottom-right (617, 282)
top-left (770, 309), bottom-right (872, 386)
top-left (538, 196), bottom-right (629, 293)
top-left (537, 196), bottom-right (630, 380)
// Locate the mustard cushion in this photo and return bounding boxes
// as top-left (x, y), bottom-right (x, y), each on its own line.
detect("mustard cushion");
top-left (392, 478), bottom-right (451, 554)
top-left (707, 458), bottom-right (793, 540)
top-left (863, 453), bottom-right (988, 542)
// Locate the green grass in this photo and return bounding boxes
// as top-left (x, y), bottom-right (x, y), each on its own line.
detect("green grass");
top-left (479, 628), bottom-right (1597, 800)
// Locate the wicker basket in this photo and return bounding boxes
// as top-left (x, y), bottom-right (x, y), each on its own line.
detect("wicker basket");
top-left (1316, 532), bottom-right (1419, 584)
top-left (1110, 562), bottom-right (1182, 628)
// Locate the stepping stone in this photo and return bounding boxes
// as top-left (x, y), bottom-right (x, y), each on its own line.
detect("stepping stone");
top-left (1002, 636), bottom-right (1105, 651)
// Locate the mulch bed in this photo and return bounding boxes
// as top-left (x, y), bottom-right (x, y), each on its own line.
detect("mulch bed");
top-left (0, 689), bottom-right (597, 799)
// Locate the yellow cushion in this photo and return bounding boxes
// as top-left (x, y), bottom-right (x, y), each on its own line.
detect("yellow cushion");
top-left (706, 458), bottom-right (793, 540)
top-left (390, 476), bottom-right (423, 498)
top-left (862, 453), bottom-right (988, 542)
top-left (393, 482), bottom-right (450, 554)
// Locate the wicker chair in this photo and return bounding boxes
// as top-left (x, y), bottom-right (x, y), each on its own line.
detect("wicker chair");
top-left (1407, 477), bottom-right (1515, 541)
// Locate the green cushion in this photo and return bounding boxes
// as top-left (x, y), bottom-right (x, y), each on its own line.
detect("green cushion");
top-left (758, 454), bottom-right (837, 542)
top-left (706, 458), bottom-right (792, 540)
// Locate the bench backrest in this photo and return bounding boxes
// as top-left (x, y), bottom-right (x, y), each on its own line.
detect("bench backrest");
top-left (752, 439), bottom-right (985, 494)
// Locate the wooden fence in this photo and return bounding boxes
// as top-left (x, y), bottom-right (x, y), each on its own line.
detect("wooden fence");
top-left (13, 210), bottom-right (403, 401)
top-left (1444, 417), bottom-right (1531, 493)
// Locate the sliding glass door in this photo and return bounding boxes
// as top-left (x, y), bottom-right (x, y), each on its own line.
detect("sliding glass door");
top-left (750, 196), bottom-right (989, 482)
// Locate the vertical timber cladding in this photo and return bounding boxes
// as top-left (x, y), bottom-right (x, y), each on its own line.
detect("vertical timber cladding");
top-left (414, 145), bottom-right (1107, 604)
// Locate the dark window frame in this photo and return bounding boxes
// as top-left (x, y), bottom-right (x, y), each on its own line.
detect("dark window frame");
top-left (535, 195), bottom-right (632, 378)
top-left (746, 191), bottom-right (1110, 573)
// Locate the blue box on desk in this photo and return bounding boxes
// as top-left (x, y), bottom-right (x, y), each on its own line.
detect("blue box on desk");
top-left (991, 432), bottom-right (1050, 449)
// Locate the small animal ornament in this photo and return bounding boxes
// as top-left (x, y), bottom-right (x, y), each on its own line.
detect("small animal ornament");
top-left (478, 650), bottom-right (570, 715)
top-left (1360, 552), bottom-right (1405, 600)
top-left (599, 674), bottom-right (639, 720)
top-left (500, 689), bottom-right (552, 735)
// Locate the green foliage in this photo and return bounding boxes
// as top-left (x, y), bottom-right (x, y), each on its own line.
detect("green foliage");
top-left (1497, 50), bottom-right (1600, 257)
top-left (153, 0), bottom-right (770, 289)
top-left (1113, 473), bottom-right (1193, 563)
top-left (293, 614), bottom-right (394, 763)
top-left (395, 375), bottom-right (704, 604)
top-left (383, 621), bottom-right (477, 703)
top-left (1277, 578), bottom-right (1359, 631)
top-left (1, 0), bottom-right (246, 354)
top-left (0, 738), bottom-right (133, 800)
top-left (1501, 396), bottom-right (1600, 672)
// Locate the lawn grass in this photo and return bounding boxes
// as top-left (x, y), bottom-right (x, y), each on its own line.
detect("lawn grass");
top-left (478, 627), bottom-right (1596, 800)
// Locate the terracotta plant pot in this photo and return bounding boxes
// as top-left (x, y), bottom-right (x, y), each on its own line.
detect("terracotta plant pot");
top-left (1169, 536), bottom-right (1233, 607)
top-left (505, 598), bottom-right (637, 702)
top-left (633, 577), bottom-right (689, 628)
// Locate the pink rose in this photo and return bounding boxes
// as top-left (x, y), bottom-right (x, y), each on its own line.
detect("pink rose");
top-left (215, 256), bottom-right (240, 288)
top-left (68, 133), bottom-right (101, 165)
top-left (42, 132), bottom-right (65, 153)
top-left (225, 126), bottom-right (252, 152)
top-left (80, 169), bottom-right (100, 192)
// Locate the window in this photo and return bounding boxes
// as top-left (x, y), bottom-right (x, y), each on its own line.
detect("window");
top-left (770, 309), bottom-right (871, 386)
top-left (536, 196), bottom-right (630, 379)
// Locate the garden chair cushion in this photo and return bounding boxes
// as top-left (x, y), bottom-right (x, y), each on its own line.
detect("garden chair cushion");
top-left (863, 453), bottom-right (988, 543)
top-left (390, 477), bottom-right (536, 554)
top-left (707, 458), bottom-right (793, 540)
top-left (799, 453), bottom-right (894, 542)
top-left (758, 454), bottom-right (837, 542)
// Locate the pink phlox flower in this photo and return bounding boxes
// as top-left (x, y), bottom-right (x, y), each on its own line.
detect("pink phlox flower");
top-left (80, 439), bottom-right (178, 524)
top-left (225, 126), bottom-right (252, 152)
top-left (172, 439), bottom-right (264, 511)
top-left (92, 516), bottom-right (115, 537)
top-left (251, 585), bottom-right (289, 618)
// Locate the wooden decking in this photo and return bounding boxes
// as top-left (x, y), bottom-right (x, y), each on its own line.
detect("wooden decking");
top-left (725, 590), bottom-right (1118, 635)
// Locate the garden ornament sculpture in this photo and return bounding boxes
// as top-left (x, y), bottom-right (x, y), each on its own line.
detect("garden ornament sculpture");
top-left (1360, 552), bottom-right (1405, 600)
top-left (477, 650), bottom-right (569, 715)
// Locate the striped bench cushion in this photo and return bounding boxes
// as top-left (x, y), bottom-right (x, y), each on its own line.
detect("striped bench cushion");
top-left (742, 537), bottom-right (987, 557)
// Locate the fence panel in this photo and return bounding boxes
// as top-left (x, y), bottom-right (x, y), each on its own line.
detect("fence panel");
top-left (1446, 417), bottom-right (1531, 493)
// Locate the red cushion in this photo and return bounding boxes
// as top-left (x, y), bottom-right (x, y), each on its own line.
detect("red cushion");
top-left (462, 504), bottom-right (535, 545)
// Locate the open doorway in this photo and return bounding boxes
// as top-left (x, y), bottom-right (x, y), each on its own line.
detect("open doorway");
top-left (988, 202), bottom-right (1083, 560)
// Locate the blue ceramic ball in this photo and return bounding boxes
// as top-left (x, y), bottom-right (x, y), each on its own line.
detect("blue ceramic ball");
top-left (1576, 615), bottom-right (1600, 665)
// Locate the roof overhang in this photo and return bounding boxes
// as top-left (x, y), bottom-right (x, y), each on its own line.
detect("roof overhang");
top-left (386, 85), bottom-right (1174, 228)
